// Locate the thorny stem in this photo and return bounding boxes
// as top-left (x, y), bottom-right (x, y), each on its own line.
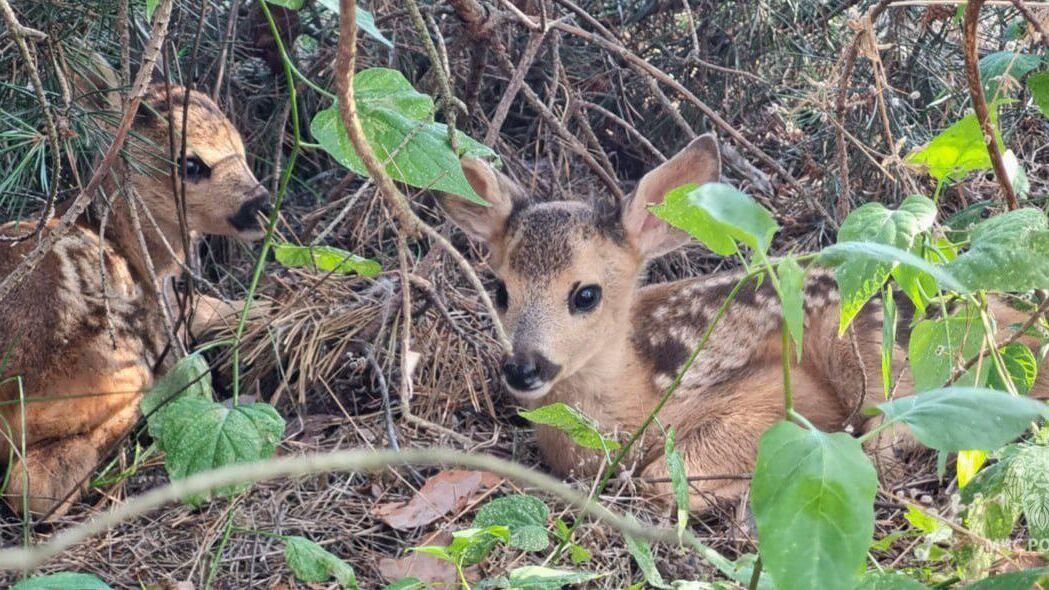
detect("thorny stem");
top-left (231, 1), bottom-right (302, 404)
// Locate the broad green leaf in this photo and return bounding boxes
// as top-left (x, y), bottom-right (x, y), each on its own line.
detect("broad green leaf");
top-left (568, 544), bottom-right (591, 564)
top-left (964, 568), bottom-right (1049, 589)
top-left (751, 421), bottom-right (877, 590)
top-left (153, 397), bottom-right (285, 503)
top-left (870, 387), bottom-right (1048, 452)
top-left (856, 572), bottom-right (929, 590)
top-left (882, 285), bottom-right (898, 399)
top-left (833, 195), bottom-right (937, 333)
top-left (263, 0), bottom-right (305, 8)
top-left (519, 403), bottom-right (620, 452)
top-left (979, 51), bottom-right (1042, 97)
top-left (988, 342), bottom-right (1038, 396)
top-left (958, 449), bottom-right (988, 489)
top-left (625, 534), bottom-right (670, 589)
top-left (507, 566), bottom-right (602, 589)
top-left (664, 428), bottom-right (690, 540)
top-left (382, 579), bottom-right (426, 590)
top-left (273, 243), bottom-right (381, 277)
top-left (145, 0), bottom-right (160, 20)
top-left (651, 182), bottom-right (778, 257)
top-left (285, 536), bottom-right (359, 589)
top-left (311, 69), bottom-right (495, 204)
top-left (415, 526), bottom-right (510, 565)
top-left (474, 495), bottom-right (550, 552)
top-left (11, 573), bottom-right (113, 590)
top-left (1004, 444), bottom-right (1049, 542)
top-left (904, 505), bottom-right (945, 536)
top-left (1003, 149), bottom-right (1030, 200)
top-left (909, 309), bottom-right (987, 392)
top-left (1030, 71), bottom-right (1049, 119)
top-left (142, 353), bottom-right (211, 421)
top-left (907, 103), bottom-right (1006, 181)
top-left (777, 257), bottom-right (806, 359)
top-left (947, 208), bottom-right (1049, 292)
top-left (314, 1), bottom-right (394, 47)
top-left (819, 242), bottom-right (966, 293)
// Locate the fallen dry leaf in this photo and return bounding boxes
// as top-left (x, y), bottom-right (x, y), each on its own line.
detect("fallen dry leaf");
top-left (377, 552), bottom-right (480, 586)
top-left (373, 470), bottom-right (501, 530)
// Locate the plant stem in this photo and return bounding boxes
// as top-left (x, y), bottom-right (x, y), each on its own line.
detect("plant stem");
top-left (748, 556), bottom-right (763, 590)
top-left (231, 1), bottom-right (302, 404)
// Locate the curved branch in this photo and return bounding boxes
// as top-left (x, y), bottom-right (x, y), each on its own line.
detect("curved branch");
top-left (964, 0), bottom-right (1019, 210)
top-left (0, 448), bottom-right (734, 575)
top-left (335, 0), bottom-right (512, 353)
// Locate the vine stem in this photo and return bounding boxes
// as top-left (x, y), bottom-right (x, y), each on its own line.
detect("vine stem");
top-left (0, 448), bottom-right (736, 574)
top-left (963, 0), bottom-right (1018, 210)
top-left (231, 1), bottom-right (302, 404)
top-left (335, 0), bottom-right (512, 354)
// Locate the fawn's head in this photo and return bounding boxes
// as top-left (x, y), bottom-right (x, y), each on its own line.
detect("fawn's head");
top-left (441, 135), bottom-right (721, 400)
top-left (75, 54), bottom-right (271, 239)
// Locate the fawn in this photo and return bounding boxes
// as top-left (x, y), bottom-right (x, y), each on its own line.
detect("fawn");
top-left (0, 56), bottom-right (270, 518)
top-left (440, 135), bottom-right (1049, 511)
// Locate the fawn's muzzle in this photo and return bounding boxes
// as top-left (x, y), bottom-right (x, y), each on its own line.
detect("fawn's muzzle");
top-left (228, 190), bottom-right (273, 232)
top-left (502, 351), bottom-right (561, 393)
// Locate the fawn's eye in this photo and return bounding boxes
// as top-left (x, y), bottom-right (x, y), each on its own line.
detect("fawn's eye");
top-left (570, 284), bottom-right (602, 314)
top-left (177, 156), bottom-right (211, 180)
top-left (494, 280), bottom-right (508, 309)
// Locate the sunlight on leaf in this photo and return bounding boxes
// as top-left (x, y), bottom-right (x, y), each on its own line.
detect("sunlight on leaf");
top-left (519, 403), bottom-right (620, 452)
top-left (957, 449), bottom-right (988, 489)
top-left (1030, 71), bottom-right (1049, 119)
top-left (906, 101), bottom-right (1008, 181)
top-left (273, 243), bottom-right (381, 277)
top-left (651, 182), bottom-right (778, 257)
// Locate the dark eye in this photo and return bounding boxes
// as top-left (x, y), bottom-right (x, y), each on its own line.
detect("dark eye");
top-left (177, 156), bottom-right (211, 180)
top-left (494, 280), bottom-right (508, 309)
top-left (570, 284), bottom-right (602, 314)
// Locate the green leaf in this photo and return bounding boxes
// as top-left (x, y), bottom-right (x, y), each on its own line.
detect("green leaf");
top-left (907, 103), bottom-right (1007, 181)
top-left (988, 342), bottom-right (1038, 396)
top-left (285, 536), bottom-right (359, 589)
top-left (979, 51), bottom-right (1042, 98)
top-left (819, 241), bottom-right (966, 294)
top-left (833, 195), bottom-right (937, 333)
top-left (751, 421), bottom-right (877, 590)
top-left (11, 573), bottom-right (113, 590)
top-left (264, 0), bottom-right (305, 8)
top-left (1030, 71), bottom-right (1049, 119)
top-left (381, 579), bottom-right (426, 590)
top-left (651, 182), bottom-right (778, 257)
top-left (870, 387), bottom-right (1048, 452)
top-left (311, 69), bottom-right (495, 204)
top-left (519, 403), bottom-right (620, 452)
top-left (958, 449), bottom-right (988, 489)
top-left (507, 566), bottom-right (602, 590)
top-left (947, 208), bottom-right (1049, 292)
top-left (625, 534), bottom-right (670, 589)
top-left (1003, 444), bottom-right (1049, 542)
top-left (474, 495), bottom-right (550, 552)
top-left (856, 572), bottom-right (929, 590)
top-left (145, 0), bottom-right (159, 20)
top-left (141, 353), bottom-right (211, 421)
top-left (908, 309), bottom-right (987, 392)
top-left (273, 243), bottom-right (381, 277)
top-left (153, 397), bottom-right (285, 503)
top-left (664, 428), bottom-right (690, 540)
top-left (963, 568), bottom-right (1049, 589)
top-left (313, 1), bottom-right (394, 47)
top-left (777, 257), bottom-right (806, 359)
top-left (882, 285), bottom-right (898, 399)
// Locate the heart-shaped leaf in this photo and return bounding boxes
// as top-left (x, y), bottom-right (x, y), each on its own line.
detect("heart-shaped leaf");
top-left (141, 353), bottom-right (212, 421)
top-left (819, 242), bottom-right (966, 294)
top-left (907, 102), bottom-right (1007, 181)
top-left (651, 182), bottom-right (778, 257)
top-left (947, 208), bottom-right (1049, 292)
top-left (474, 495), bottom-right (550, 552)
top-left (751, 421), bottom-right (877, 590)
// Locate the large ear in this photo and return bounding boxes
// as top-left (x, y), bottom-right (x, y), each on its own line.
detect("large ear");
top-left (621, 133), bottom-right (721, 258)
top-left (439, 158), bottom-right (523, 243)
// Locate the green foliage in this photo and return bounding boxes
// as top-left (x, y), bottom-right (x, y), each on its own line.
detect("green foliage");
top-left (145, 0), bottom-right (158, 20)
top-left (11, 573), bottom-right (112, 590)
top-left (907, 102), bottom-right (1006, 181)
top-left (625, 534), bottom-right (669, 589)
top-left (140, 353), bottom-right (211, 419)
top-left (381, 579), bottom-right (426, 590)
top-left (519, 403), bottom-right (620, 452)
top-left (908, 308), bottom-right (987, 392)
top-left (1029, 71), bottom-right (1049, 119)
top-left (870, 387), bottom-right (1048, 452)
top-left (856, 572), bottom-right (929, 590)
top-left (273, 243), bottom-right (381, 277)
top-left (818, 242), bottom-right (965, 294)
top-left (946, 208), bottom-right (1049, 292)
top-left (664, 428), bottom-right (691, 539)
top-left (833, 195), bottom-right (937, 333)
top-left (978, 51), bottom-right (1042, 97)
top-left (284, 536), bottom-right (359, 589)
top-left (311, 68), bottom-right (496, 204)
top-left (777, 256), bottom-right (806, 358)
top-left (751, 421), bottom-right (877, 590)
top-left (265, 0), bottom-right (392, 47)
top-left (987, 342), bottom-right (1038, 396)
top-left (651, 182), bottom-right (778, 257)
top-left (506, 566), bottom-right (602, 589)
top-left (474, 495), bottom-right (551, 552)
top-left (964, 568), bottom-right (1049, 589)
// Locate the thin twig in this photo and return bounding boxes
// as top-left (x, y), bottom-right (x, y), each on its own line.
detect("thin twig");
top-left (484, 28), bottom-right (548, 145)
top-left (963, 0), bottom-right (1018, 209)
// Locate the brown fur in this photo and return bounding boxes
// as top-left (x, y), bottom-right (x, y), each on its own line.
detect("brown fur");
top-left (441, 135), bottom-right (1049, 512)
top-left (0, 62), bottom-right (269, 518)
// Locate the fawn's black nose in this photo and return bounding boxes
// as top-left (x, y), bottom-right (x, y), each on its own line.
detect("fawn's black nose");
top-left (228, 190), bottom-right (273, 231)
top-left (502, 351), bottom-right (561, 392)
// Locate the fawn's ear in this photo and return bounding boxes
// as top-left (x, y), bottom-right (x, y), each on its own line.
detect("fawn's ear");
top-left (621, 133), bottom-right (721, 258)
top-left (67, 48), bottom-right (122, 112)
top-left (439, 158), bottom-right (523, 243)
